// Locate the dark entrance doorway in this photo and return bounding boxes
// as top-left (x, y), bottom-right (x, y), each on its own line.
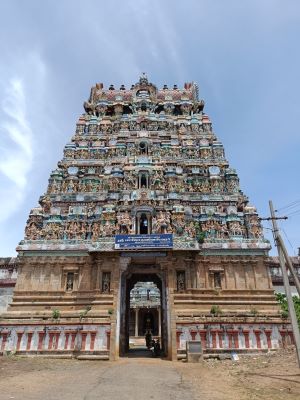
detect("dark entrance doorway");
top-left (139, 213), bottom-right (149, 234)
top-left (119, 267), bottom-right (168, 358)
top-left (129, 282), bottom-right (161, 338)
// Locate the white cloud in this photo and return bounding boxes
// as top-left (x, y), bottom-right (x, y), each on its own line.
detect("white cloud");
top-left (0, 79), bottom-right (33, 187)
top-left (0, 53), bottom-right (46, 223)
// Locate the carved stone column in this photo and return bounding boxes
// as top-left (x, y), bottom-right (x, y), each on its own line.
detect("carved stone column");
top-left (158, 307), bottom-right (161, 337)
top-left (232, 330), bottom-right (239, 348)
top-left (38, 331), bottom-right (45, 351)
top-left (16, 331), bottom-right (24, 351)
top-left (279, 329), bottom-right (288, 348)
top-left (265, 329), bottom-right (272, 349)
top-left (81, 332), bottom-right (87, 350)
top-left (243, 329), bottom-right (250, 349)
top-left (176, 330), bottom-right (181, 349)
top-left (90, 332), bottom-right (97, 351)
top-left (254, 330), bottom-right (261, 349)
top-left (199, 329), bottom-right (207, 349)
top-left (70, 332), bottom-right (77, 350)
top-left (48, 332), bottom-right (54, 350)
top-left (211, 330), bottom-right (217, 348)
top-left (64, 332), bottom-right (70, 350)
top-left (135, 308), bottom-right (139, 337)
top-left (227, 330), bottom-right (233, 349)
top-left (1, 332), bottom-right (8, 352)
top-left (190, 329), bottom-right (197, 341)
top-left (106, 330), bottom-right (111, 351)
top-left (217, 330), bottom-right (223, 348)
top-left (26, 332), bottom-right (34, 351)
top-left (288, 331), bottom-right (295, 345)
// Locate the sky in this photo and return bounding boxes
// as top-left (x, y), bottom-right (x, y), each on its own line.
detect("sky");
top-left (0, 0), bottom-right (299, 256)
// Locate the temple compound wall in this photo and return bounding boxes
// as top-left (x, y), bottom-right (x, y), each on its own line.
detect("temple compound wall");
top-left (1, 250), bottom-right (291, 359)
top-left (0, 258), bottom-right (17, 314)
top-left (0, 76), bottom-right (291, 359)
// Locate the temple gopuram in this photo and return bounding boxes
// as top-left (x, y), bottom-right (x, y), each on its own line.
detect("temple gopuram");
top-left (0, 75), bottom-right (291, 360)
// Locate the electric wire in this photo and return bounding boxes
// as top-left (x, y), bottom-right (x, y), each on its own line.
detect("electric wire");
top-left (286, 208), bottom-right (300, 217)
top-left (281, 228), bottom-right (296, 256)
top-left (276, 199), bottom-right (300, 212)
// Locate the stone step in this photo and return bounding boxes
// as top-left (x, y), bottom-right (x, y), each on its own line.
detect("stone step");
top-left (77, 355), bottom-right (109, 360)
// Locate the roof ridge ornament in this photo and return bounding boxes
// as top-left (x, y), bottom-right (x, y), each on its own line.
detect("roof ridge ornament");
top-left (139, 72), bottom-right (148, 85)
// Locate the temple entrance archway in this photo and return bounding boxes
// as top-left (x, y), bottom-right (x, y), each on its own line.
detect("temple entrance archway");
top-left (119, 266), bottom-right (169, 358)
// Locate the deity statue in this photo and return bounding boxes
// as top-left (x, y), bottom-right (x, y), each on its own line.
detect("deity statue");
top-left (39, 195), bottom-right (52, 213)
top-left (154, 211), bottom-right (171, 234)
top-left (117, 211), bottom-right (132, 234)
top-left (185, 222), bottom-right (196, 238)
top-left (91, 222), bottom-right (100, 240)
top-left (228, 221), bottom-right (245, 237)
top-left (25, 222), bottom-right (40, 240)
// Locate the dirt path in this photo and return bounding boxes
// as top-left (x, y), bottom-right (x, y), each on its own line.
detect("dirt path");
top-left (0, 349), bottom-right (300, 400)
top-left (176, 348), bottom-right (300, 400)
top-left (0, 357), bottom-right (195, 400)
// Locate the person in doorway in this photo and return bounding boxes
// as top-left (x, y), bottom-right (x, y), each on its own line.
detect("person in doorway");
top-left (145, 330), bottom-right (152, 349)
top-left (153, 339), bottom-right (161, 357)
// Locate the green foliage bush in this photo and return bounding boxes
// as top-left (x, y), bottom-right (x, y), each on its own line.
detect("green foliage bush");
top-left (52, 309), bottom-right (61, 320)
top-left (210, 305), bottom-right (222, 315)
top-left (276, 293), bottom-right (300, 326)
top-left (79, 305), bottom-right (92, 321)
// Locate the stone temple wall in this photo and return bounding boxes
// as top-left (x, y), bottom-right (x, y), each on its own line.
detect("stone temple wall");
top-left (0, 258), bottom-right (17, 314)
top-left (0, 324), bottom-right (110, 358)
top-left (0, 288), bottom-right (14, 314)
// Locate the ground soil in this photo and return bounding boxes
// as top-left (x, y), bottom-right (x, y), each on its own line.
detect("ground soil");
top-left (0, 348), bottom-right (299, 400)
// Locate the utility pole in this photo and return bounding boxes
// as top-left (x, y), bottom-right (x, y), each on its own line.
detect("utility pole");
top-left (277, 235), bottom-right (300, 296)
top-left (269, 200), bottom-right (300, 367)
top-left (260, 216), bottom-right (300, 297)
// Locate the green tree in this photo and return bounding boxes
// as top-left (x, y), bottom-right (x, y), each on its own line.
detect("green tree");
top-left (276, 293), bottom-right (300, 325)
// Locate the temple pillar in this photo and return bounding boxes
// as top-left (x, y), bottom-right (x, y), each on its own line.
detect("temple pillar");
top-left (64, 332), bottom-right (70, 350)
top-left (158, 307), bottom-right (161, 337)
top-left (176, 330), bottom-right (181, 349)
top-left (1, 332), bottom-right (8, 352)
top-left (279, 329), bottom-right (288, 348)
top-left (233, 330), bottom-right (239, 348)
top-left (81, 332), bottom-right (87, 350)
top-left (70, 332), bottom-right (77, 350)
top-left (54, 333), bottom-right (60, 350)
top-left (227, 331), bottom-right (233, 349)
top-left (38, 331), bottom-right (45, 351)
top-left (48, 332), bottom-right (54, 350)
top-left (288, 331), bottom-right (295, 345)
top-left (211, 330), bottom-right (217, 348)
top-left (135, 308), bottom-right (139, 337)
top-left (16, 331), bottom-right (24, 351)
top-left (26, 332), bottom-right (34, 351)
top-left (190, 329), bottom-right (197, 341)
top-left (199, 330), bottom-right (207, 349)
top-left (217, 330), bottom-right (223, 348)
top-left (254, 330), bottom-right (261, 349)
top-left (243, 329), bottom-right (250, 349)
top-left (90, 332), bottom-right (97, 351)
top-left (106, 330), bottom-right (111, 351)
top-left (265, 329), bottom-right (272, 349)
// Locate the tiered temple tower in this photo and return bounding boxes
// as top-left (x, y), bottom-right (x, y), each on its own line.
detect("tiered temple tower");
top-left (1, 75), bottom-right (289, 359)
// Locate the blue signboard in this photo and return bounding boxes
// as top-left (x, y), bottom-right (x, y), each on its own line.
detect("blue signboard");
top-left (115, 234), bottom-right (173, 250)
